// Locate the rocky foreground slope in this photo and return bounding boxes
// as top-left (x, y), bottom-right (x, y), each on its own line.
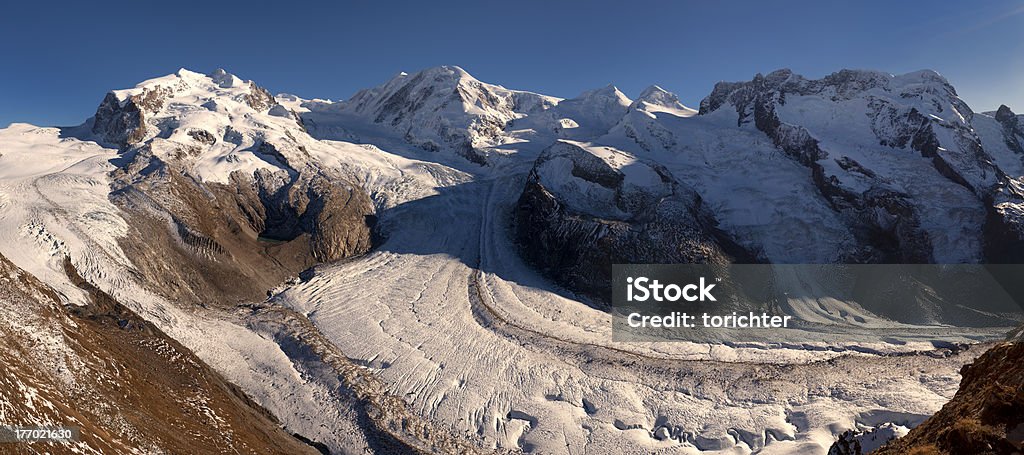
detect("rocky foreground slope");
top-left (871, 341), bottom-right (1024, 454)
top-left (0, 252), bottom-right (317, 454)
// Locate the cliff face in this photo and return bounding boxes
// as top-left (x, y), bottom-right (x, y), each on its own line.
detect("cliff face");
top-left (111, 149), bottom-right (374, 305)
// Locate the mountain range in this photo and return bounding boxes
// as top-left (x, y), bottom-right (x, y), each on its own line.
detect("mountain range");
top-left (0, 65), bottom-right (1021, 454)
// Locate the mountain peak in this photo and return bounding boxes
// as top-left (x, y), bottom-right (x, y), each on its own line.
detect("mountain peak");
top-left (573, 84), bottom-right (631, 106)
top-left (636, 85), bottom-right (677, 104)
top-left (764, 68), bottom-right (795, 81)
top-left (321, 65), bottom-right (557, 164)
top-left (176, 67), bottom-right (205, 79)
top-left (894, 69), bottom-right (948, 85)
top-left (411, 65), bottom-right (477, 84)
top-left (90, 68), bottom-right (289, 161)
top-left (995, 104), bottom-right (1017, 121)
top-left (107, 68), bottom-right (257, 104)
top-left (632, 85), bottom-right (695, 117)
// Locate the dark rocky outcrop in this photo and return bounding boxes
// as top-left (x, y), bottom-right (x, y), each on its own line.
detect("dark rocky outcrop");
top-left (981, 106), bottom-right (1024, 264)
top-left (187, 128), bottom-right (217, 145)
top-left (828, 431), bottom-right (863, 455)
top-left (91, 86), bottom-right (174, 147)
top-left (110, 146), bottom-right (374, 306)
top-left (994, 105), bottom-right (1024, 156)
top-left (514, 141), bottom-right (750, 301)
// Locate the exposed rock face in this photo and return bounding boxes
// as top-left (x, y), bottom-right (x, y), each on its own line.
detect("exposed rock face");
top-left (700, 70), bottom-right (962, 262)
top-left (248, 167), bottom-right (376, 262)
top-left (873, 342), bottom-right (1024, 455)
top-left (994, 105), bottom-right (1024, 152)
top-left (91, 88), bottom-right (165, 147)
top-left (828, 431), bottom-right (863, 455)
top-left (984, 105), bottom-right (1024, 262)
top-left (0, 253), bottom-right (316, 454)
top-left (244, 81), bottom-right (276, 111)
top-left (111, 147), bottom-right (374, 305)
top-left (514, 140), bottom-right (747, 300)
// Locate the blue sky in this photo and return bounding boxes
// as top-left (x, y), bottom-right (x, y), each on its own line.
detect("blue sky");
top-left (2, 0), bottom-right (1022, 127)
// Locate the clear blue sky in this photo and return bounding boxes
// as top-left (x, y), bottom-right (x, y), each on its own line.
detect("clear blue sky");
top-left (2, 0), bottom-right (1022, 127)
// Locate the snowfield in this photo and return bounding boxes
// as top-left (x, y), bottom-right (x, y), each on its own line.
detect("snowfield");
top-left (0, 66), bottom-right (1021, 454)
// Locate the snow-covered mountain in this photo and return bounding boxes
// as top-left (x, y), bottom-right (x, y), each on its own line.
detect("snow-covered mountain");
top-left (694, 69), bottom-right (1014, 263)
top-left (586, 68), bottom-right (1024, 266)
top-left (1, 65), bottom-right (1022, 455)
top-left (89, 69), bottom-right (378, 315)
top-left (283, 65), bottom-right (558, 164)
top-left (91, 68), bottom-right (314, 182)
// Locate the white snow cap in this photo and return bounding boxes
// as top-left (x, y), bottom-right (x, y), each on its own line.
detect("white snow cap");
top-left (208, 68), bottom-right (244, 88)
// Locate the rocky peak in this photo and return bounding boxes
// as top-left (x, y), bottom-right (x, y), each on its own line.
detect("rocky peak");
top-left (347, 65), bottom-right (523, 120)
top-left (691, 68), bottom-right (1007, 262)
top-left (91, 68), bottom-right (287, 149)
top-left (88, 69), bottom-right (315, 185)
top-left (760, 68), bottom-right (798, 86)
top-left (995, 104), bottom-right (1020, 127)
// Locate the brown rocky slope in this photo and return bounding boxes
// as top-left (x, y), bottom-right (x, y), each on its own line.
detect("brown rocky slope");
top-left (0, 253), bottom-right (317, 454)
top-left (871, 341), bottom-right (1024, 455)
